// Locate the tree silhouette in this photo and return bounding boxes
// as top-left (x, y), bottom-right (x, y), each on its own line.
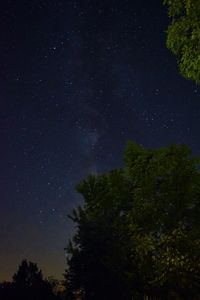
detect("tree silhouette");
top-left (13, 259), bottom-right (60, 300)
top-left (13, 260), bottom-right (42, 289)
top-left (0, 260), bottom-right (60, 300)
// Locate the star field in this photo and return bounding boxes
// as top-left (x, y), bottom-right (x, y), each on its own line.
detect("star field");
top-left (1, 0), bottom-right (200, 280)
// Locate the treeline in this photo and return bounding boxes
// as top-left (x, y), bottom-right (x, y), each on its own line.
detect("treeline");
top-left (65, 142), bottom-right (200, 300)
top-left (0, 260), bottom-right (64, 300)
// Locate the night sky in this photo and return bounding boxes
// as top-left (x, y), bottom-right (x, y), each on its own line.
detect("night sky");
top-left (1, 0), bottom-right (200, 281)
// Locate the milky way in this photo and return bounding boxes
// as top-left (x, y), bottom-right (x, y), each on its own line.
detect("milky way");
top-left (1, 0), bottom-right (200, 280)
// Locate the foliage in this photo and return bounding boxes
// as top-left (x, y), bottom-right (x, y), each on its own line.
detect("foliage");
top-left (164, 0), bottom-right (200, 84)
top-left (65, 142), bottom-right (200, 299)
top-left (0, 260), bottom-right (60, 300)
top-left (13, 260), bottom-right (43, 288)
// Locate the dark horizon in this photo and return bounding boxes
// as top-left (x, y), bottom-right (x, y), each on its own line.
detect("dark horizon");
top-left (1, 0), bottom-right (200, 282)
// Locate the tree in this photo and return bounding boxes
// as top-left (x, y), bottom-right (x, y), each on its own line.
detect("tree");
top-left (13, 260), bottom-right (43, 289)
top-left (65, 142), bottom-right (200, 299)
top-left (124, 142), bottom-right (200, 298)
top-left (65, 172), bottom-right (143, 300)
top-left (164, 0), bottom-right (200, 84)
top-left (12, 260), bottom-right (60, 300)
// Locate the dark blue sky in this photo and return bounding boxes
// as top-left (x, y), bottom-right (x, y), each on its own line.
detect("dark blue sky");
top-left (1, 0), bottom-right (200, 280)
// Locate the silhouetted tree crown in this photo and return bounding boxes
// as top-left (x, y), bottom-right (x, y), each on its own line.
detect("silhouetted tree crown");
top-left (13, 259), bottom-right (43, 288)
top-left (0, 260), bottom-right (60, 300)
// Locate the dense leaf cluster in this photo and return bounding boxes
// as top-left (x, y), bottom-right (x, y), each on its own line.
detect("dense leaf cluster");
top-left (164, 0), bottom-right (200, 84)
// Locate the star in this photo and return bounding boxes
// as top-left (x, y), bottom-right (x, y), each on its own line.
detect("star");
top-left (1, 0), bottom-right (199, 283)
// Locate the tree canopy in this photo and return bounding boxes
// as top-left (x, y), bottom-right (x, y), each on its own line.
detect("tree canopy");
top-left (65, 142), bottom-right (200, 299)
top-left (164, 0), bottom-right (200, 84)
